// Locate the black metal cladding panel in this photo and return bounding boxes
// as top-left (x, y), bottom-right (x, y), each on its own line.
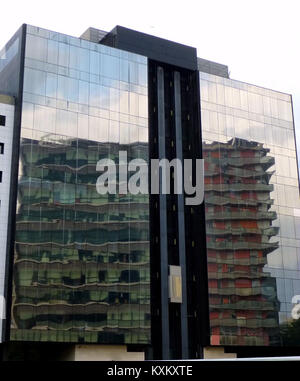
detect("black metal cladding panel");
top-left (110, 26), bottom-right (198, 71)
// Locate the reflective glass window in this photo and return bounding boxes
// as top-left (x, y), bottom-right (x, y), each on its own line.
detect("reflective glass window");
top-left (11, 27), bottom-right (150, 345)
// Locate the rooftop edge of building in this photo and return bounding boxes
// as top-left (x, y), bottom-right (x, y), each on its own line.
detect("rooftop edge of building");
top-left (2, 24), bottom-right (291, 97)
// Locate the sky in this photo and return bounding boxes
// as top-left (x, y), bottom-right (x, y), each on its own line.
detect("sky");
top-left (0, 0), bottom-right (299, 153)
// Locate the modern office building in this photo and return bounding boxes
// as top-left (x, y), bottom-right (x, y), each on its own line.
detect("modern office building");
top-left (0, 24), bottom-right (299, 360)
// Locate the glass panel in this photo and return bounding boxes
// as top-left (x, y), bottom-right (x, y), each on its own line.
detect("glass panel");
top-left (56, 109), bottom-right (77, 137)
top-left (120, 60), bottom-right (129, 82)
top-left (138, 94), bottom-right (148, 118)
top-left (129, 92), bottom-right (138, 116)
top-left (21, 102), bottom-right (34, 129)
top-left (100, 86), bottom-right (110, 109)
top-left (26, 34), bottom-right (47, 61)
top-left (47, 39), bottom-right (58, 65)
top-left (79, 80), bottom-right (89, 105)
top-left (109, 88), bottom-right (119, 113)
top-left (129, 61), bottom-right (138, 84)
top-left (24, 68), bottom-right (46, 96)
top-left (283, 247), bottom-right (298, 270)
top-left (33, 105), bottom-right (56, 133)
top-left (58, 42), bottom-right (69, 67)
top-left (57, 74), bottom-right (68, 100)
top-left (120, 90), bottom-right (129, 115)
top-left (45, 72), bottom-right (57, 98)
top-left (89, 50), bottom-right (100, 75)
top-left (138, 64), bottom-right (147, 87)
top-left (101, 54), bottom-right (119, 79)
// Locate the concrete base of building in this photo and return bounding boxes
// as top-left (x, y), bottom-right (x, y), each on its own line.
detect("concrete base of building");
top-left (203, 347), bottom-right (237, 359)
top-left (61, 345), bottom-right (145, 361)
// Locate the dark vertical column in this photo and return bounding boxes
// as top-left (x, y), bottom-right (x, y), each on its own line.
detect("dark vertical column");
top-left (174, 71), bottom-right (189, 359)
top-left (157, 66), bottom-right (170, 359)
top-left (2, 24), bottom-right (27, 342)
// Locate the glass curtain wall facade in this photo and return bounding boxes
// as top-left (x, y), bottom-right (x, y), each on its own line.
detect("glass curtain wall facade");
top-left (200, 71), bottom-right (300, 346)
top-left (0, 23), bottom-right (299, 356)
top-left (10, 25), bottom-right (150, 344)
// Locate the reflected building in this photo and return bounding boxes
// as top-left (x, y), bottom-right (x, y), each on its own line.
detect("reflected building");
top-left (0, 24), bottom-right (299, 360)
top-left (204, 138), bottom-right (280, 346)
top-left (13, 137), bottom-right (150, 344)
top-left (199, 69), bottom-right (300, 355)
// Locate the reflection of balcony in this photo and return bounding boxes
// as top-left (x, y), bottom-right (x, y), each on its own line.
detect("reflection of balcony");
top-left (207, 241), bottom-right (278, 252)
top-left (205, 156), bottom-right (275, 169)
top-left (17, 280), bottom-right (150, 290)
top-left (14, 258), bottom-right (150, 268)
top-left (207, 257), bottom-right (267, 266)
top-left (209, 299), bottom-right (279, 311)
top-left (219, 336), bottom-right (268, 346)
top-left (203, 138), bottom-right (280, 346)
top-left (205, 194), bottom-right (274, 207)
top-left (205, 168), bottom-right (274, 181)
top-left (206, 227), bottom-right (279, 236)
top-left (17, 201), bottom-right (149, 215)
top-left (210, 318), bottom-right (279, 329)
top-left (16, 220), bottom-right (149, 230)
top-left (12, 303), bottom-right (151, 332)
top-left (207, 272), bottom-right (271, 281)
top-left (15, 240), bottom-right (149, 251)
top-left (208, 286), bottom-right (278, 297)
top-left (13, 302), bottom-right (150, 315)
top-left (205, 210), bottom-right (277, 221)
top-left (205, 183), bottom-right (274, 192)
